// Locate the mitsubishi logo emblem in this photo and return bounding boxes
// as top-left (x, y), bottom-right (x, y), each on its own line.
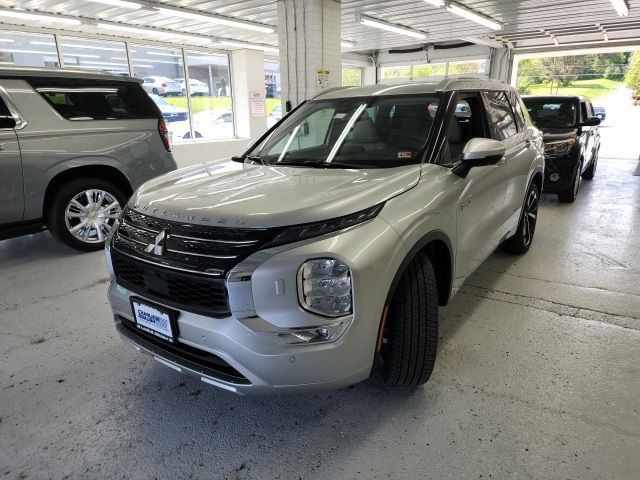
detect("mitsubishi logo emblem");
top-left (145, 229), bottom-right (169, 256)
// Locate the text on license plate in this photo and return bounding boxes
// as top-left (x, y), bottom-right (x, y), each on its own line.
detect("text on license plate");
top-left (132, 300), bottom-right (174, 342)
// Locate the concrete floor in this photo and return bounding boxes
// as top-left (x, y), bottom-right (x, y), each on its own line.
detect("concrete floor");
top-left (2, 98), bottom-right (640, 479)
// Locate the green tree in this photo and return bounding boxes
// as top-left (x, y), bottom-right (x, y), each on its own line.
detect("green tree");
top-left (625, 52), bottom-right (640, 97)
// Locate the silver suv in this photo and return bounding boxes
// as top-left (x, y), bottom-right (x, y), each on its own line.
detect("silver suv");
top-left (106, 78), bottom-right (544, 395)
top-left (0, 67), bottom-right (177, 250)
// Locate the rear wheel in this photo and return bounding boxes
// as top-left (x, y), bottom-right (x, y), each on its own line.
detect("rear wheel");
top-left (47, 178), bottom-right (126, 251)
top-left (582, 149), bottom-right (598, 180)
top-left (378, 252), bottom-right (438, 386)
top-left (501, 182), bottom-right (539, 254)
top-left (558, 160), bottom-right (582, 203)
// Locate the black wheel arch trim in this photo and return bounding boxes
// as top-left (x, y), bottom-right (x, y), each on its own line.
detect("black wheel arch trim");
top-left (383, 229), bottom-right (454, 311)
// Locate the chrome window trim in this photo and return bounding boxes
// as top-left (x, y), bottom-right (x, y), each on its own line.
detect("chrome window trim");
top-left (0, 84), bottom-right (28, 130)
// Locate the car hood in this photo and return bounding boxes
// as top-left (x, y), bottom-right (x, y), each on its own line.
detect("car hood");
top-left (129, 159), bottom-right (421, 228)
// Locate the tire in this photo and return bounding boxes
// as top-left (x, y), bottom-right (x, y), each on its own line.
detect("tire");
top-left (47, 178), bottom-right (127, 251)
top-left (501, 182), bottom-right (539, 254)
top-left (152, 87), bottom-right (159, 95)
top-left (378, 252), bottom-right (439, 386)
top-left (558, 160), bottom-right (582, 203)
top-left (582, 149), bottom-right (598, 180)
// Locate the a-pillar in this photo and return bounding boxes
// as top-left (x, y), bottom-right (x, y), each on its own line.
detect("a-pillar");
top-left (277, 0), bottom-right (342, 110)
top-left (230, 49), bottom-right (268, 140)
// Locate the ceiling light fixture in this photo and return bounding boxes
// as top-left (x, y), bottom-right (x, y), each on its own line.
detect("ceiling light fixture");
top-left (341, 40), bottom-right (357, 48)
top-left (424, 0), bottom-right (446, 6)
top-left (62, 43), bottom-right (125, 52)
top-left (356, 14), bottom-right (428, 40)
top-left (446, 3), bottom-right (502, 30)
top-left (63, 53), bottom-right (101, 58)
top-left (219, 40), bottom-right (279, 53)
top-left (96, 23), bottom-right (212, 44)
top-left (0, 48), bottom-right (57, 55)
top-left (85, 0), bottom-right (143, 9)
top-left (0, 8), bottom-right (82, 25)
top-left (155, 5), bottom-right (274, 33)
top-left (0, 38), bottom-right (15, 43)
top-left (609, 0), bottom-right (629, 16)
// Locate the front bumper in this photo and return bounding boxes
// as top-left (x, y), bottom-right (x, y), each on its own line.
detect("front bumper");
top-left (542, 153), bottom-right (580, 193)
top-left (107, 216), bottom-right (407, 395)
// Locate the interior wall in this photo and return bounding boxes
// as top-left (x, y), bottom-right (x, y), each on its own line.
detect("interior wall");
top-left (172, 139), bottom-right (249, 168)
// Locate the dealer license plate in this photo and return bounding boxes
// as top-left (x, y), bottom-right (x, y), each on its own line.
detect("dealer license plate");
top-left (131, 299), bottom-right (176, 343)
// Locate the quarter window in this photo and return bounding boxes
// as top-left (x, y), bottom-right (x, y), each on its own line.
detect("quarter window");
top-left (30, 79), bottom-right (158, 121)
top-left (482, 91), bottom-right (518, 140)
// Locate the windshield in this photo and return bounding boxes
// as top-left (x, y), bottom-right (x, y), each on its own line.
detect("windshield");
top-left (522, 97), bottom-right (578, 129)
top-left (248, 94), bottom-right (441, 168)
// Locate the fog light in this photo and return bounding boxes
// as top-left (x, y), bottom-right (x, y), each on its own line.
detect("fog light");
top-left (550, 173), bottom-right (560, 182)
top-left (298, 258), bottom-right (352, 317)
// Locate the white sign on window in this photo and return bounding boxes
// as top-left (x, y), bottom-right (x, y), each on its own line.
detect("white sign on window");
top-left (250, 90), bottom-right (265, 117)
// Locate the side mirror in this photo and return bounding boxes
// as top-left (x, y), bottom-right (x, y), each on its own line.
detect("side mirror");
top-left (581, 116), bottom-right (601, 127)
top-left (453, 138), bottom-right (505, 178)
top-left (0, 116), bottom-right (16, 129)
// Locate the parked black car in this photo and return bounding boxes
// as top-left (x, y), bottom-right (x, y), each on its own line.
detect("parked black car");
top-left (522, 95), bottom-right (601, 202)
top-left (594, 105), bottom-right (606, 122)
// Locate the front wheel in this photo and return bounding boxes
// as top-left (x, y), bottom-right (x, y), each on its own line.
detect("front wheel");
top-left (501, 182), bottom-right (539, 254)
top-left (582, 149), bottom-right (598, 180)
top-left (47, 178), bottom-right (126, 251)
top-left (377, 252), bottom-right (439, 386)
top-left (558, 160), bottom-right (582, 203)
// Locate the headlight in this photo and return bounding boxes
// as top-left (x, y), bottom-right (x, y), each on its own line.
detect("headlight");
top-left (264, 203), bottom-right (384, 249)
top-left (297, 258), bottom-right (352, 317)
top-left (544, 139), bottom-right (575, 157)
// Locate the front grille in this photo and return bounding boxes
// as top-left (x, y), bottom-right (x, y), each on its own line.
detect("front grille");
top-left (113, 250), bottom-right (230, 317)
top-left (111, 208), bottom-right (280, 317)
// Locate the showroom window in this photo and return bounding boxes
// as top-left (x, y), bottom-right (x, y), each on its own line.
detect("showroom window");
top-left (265, 59), bottom-right (281, 127)
top-left (342, 67), bottom-right (363, 86)
top-left (129, 44), bottom-right (190, 143)
top-left (380, 58), bottom-right (488, 82)
top-left (412, 63), bottom-right (446, 79)
top-left (380, 65), bottom-right (412, 81)
top-left (448, 59), bottom-right (487, 75)
top-left (59, 37), bottom-right (127, 73)
top-left (185, 51), bottom-right (233, 140)
top-left (0, 32), bottom-right (59, 67)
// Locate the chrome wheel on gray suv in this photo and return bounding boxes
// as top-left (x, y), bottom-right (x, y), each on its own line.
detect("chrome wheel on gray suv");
top-left (48, 178), bottom-right (126, 251)
top-left (64, 189), bottom-right (122, 244)
top-left (501, 182), bottom-right (540, 254)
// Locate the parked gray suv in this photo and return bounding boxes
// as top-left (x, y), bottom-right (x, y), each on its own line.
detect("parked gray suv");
top-left (107, 78), bottom-right (545, 395)
top-left (0, 67), bottom-right (177, 250)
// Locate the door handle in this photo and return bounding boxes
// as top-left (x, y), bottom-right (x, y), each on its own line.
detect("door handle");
top-left (0, 143), bottom-right (4, 152)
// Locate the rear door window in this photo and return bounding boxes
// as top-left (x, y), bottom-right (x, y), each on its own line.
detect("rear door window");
top-left (482, 91), bottom-right (518, 140)
top-left (29, 79), bottom-right (158, 121)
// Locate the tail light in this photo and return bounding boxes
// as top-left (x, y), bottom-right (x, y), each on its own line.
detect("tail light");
top-left (161, 82), bottom-right (167, 87)
top-left (158, 118), bottom-right (171, 152)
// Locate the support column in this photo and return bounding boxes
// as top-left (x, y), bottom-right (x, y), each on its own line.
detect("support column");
top-left (488, 46), bottom-right (514, 83)
top-left (230, 49), bottom-right (268, 140)
top-left (277, 0), bottom-right (342, 110)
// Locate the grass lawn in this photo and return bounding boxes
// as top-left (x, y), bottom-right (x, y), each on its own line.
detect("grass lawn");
top-left (527, 78), bottom-right (622, 101)
top-left (165, 96), bottom-right (282, 115)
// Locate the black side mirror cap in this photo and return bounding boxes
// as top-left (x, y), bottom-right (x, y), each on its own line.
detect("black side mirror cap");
top-left (581, 116), bottom-right (601, 127)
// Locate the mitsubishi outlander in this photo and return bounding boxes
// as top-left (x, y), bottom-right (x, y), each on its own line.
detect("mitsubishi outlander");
top-left (106, 78), bottom-right (545, 395)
